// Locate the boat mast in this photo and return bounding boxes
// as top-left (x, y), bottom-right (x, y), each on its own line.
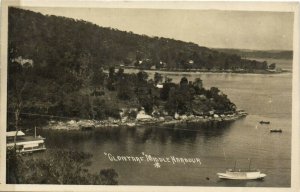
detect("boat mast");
top-left (222, 148), bottom-right (227, 160)
top-left (233, 160), bottom-right (237, 171)
top-left (248, 159), bottom-right (251, 171)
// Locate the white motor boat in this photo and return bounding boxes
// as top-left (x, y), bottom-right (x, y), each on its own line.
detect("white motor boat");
top-left (217, 169), bottom-right (266, 180)
top-left (217, 159), bottom-right (266, 180)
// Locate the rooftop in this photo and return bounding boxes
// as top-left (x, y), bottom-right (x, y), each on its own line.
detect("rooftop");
top-left (6, 131), bottom-right (25, 137)
top-left (7, 135), bottom-right (45, 144)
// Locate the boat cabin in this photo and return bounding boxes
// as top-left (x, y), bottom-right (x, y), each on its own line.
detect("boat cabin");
top-left (6, 131), bottom-right (46, 153)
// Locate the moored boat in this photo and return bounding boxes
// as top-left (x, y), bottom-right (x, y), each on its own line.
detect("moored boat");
top-left (259, 121), bottom-right (270, 124)
top-left (217, 159), bottom-right (266, 180)
top-left (270, 129), bottom-right (282, 133)
top-left (6, 130), bottom-right (46, 153)
top-left (217, 169), bottom-right (266, 180)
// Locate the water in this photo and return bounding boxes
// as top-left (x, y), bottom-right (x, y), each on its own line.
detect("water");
top-left (39, 60), bottom-right (292, 187)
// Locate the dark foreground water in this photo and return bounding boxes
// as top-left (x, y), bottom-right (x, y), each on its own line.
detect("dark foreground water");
top-left (39, 60), bottom-right (292, 187)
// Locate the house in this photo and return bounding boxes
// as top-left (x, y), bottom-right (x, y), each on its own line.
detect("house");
top-left (209, 110), bottom-right (215, 115)
top-left (6, 130), bottom-right (46, 153)
top-left (136, 109), bottom-right (152, 121)
top-left (156, 83), bottom-right (163, 89)
top-left (150, 65), bottom-right (156, 70)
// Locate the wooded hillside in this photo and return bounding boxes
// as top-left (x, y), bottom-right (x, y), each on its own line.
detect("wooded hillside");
top-left (9, 7), bottom-right (269, 72)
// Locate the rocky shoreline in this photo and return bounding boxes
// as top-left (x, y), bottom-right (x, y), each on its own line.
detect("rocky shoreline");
top-left (43, 111), bottom-right (247, 131)
top-left (122, 66), bottom-right (288, 75)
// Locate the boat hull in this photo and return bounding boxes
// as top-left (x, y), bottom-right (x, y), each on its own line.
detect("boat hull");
top-left (270, 129), bottom-right (282, 133)
top-left (217, 172), bottom-right (266, 180)
top-left (259, 121), bottom-right (270, 124)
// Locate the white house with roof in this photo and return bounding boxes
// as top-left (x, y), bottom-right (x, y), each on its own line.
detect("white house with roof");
top-left (136, 108), bottom-right (152, 121)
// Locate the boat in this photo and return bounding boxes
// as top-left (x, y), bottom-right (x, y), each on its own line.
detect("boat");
top-left (80, 124), bottom-right (95, 131)
top-left (270, 129), bottom-right (282, 133)
top-left (217, 160), bottom-right (266, 180)
top-left (217, 169), bottom-right (266, 180)
top-left (78, 120), bottom-right (95, 131)
top-left (259, 121), bottom-right (270, 124)
top-left (6, 129), bottom-right (46, 153)
top-left (236, 109), bottom-right (248, 116)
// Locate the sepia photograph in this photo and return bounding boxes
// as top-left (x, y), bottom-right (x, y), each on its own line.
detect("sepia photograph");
top-left (0, 1), bottom-right (299, 191)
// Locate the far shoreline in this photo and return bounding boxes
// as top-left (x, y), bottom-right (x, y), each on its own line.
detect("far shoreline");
top-left (117, 67), bottom-right (291, 75)
top-left (42, 111), bottom-right (247, 131)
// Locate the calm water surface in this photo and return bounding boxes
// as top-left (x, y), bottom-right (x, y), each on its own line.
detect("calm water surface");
top-left (40, 62), bottom-right (292, 187)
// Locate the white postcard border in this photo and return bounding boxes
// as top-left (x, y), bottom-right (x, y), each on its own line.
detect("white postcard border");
top-left (0, 1), bottom-right (299, 192)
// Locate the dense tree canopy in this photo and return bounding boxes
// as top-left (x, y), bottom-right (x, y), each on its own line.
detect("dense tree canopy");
top-left (7, 149), bottom-right (118, 184)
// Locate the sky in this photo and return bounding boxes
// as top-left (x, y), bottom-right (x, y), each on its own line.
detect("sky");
top-left (24, 7), bottom-right (294, 51)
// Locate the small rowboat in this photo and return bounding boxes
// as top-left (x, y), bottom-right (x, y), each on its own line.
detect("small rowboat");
top-left (259, 121), bottom-right (270, 124)
top-left (270, 129), bottom-right (282, 133)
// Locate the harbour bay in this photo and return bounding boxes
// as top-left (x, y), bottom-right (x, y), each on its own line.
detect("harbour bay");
top-left (40, 59), bottom-right (292, 187)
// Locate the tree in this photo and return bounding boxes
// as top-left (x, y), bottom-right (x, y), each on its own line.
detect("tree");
top-left (6, 149), bottom-right (119, 185)
top-left (154, 72), bottom-right (163, 85)
top-left (165, 87), bottom-right (177, 115)
top-left (138, 95), bottom-right (153, 113)
top-left (7, 61), bottom-right (34, 144)
top-left (177, 78), bottom-right (192, 114)
top-left (109, 66), bottom-right (115, 80)
top-left (91, 67), bottom-right (106, 93)
top-left (160, 82), bottom-right (176, 101)
top-left (268, 63), bottom-right (276, 70)
top-left (116, 68), bottom-right (124, 78)
top-left (137, 70), bottom-right (148, 83)
top-left (165, 76), bottom-right (172, 83)
top-left (6, 148), bottom-right (21, 183)
top-left (179, 77), bottom-right (188, 88)
top-left (107, 66), bottom-right (116, 91)
top-left (117, 77), bottom-right (132, 100)
top-left (193, 78), bottom-right (203, 93)
top-left (99, 169), bottom-right (119, 185)
top-left (210, 87), bottom-right (220, 96)
top-left (191, 51), bottom-right (205, 69)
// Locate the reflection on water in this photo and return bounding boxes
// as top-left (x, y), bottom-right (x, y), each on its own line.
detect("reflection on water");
top-left (41, 120), bottom-right (234, 148)
top-left (216, 179), bottom-right (265, 187)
